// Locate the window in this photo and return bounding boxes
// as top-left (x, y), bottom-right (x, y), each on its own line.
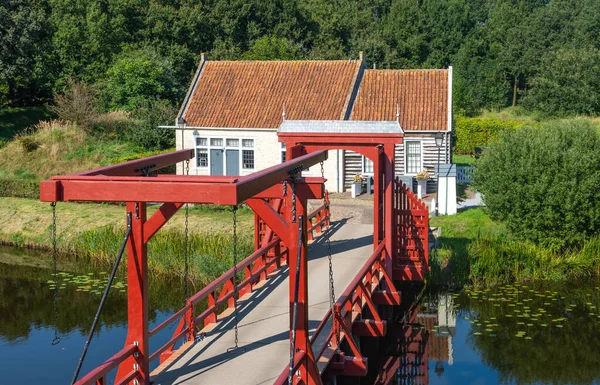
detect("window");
top-left (226, 138), bottom-right (239, 147)
top-left (197, 149), bottom-right (208, 168)
top-left (194, 136), bottom-right (255, 172)
top-left (243, 150), bottom-right (254, 169)
top-left (195, 137), bottom-right (208, 168)
top-left (281, 142), bottom-right (286, 163)
top-left (362, 156), bottom-right (374, 174)
top-left (405, 141), bottom-right (421, 174)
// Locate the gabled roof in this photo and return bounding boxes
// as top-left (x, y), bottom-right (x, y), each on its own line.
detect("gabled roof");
top-left (181, 59), bottom-right (363, 129)
top-left (350, 69), bottom-right (449, 131)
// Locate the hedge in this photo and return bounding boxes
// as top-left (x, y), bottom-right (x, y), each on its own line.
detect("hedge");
top-left (0, 179), bottom-right (40, 199)
top-left (454, 117), bottom-right (524, 155)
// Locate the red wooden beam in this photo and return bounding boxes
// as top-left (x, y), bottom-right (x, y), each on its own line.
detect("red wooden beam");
top-left (40, 150), bottom-right (327, 205)
top-left (143, 202), bottom-right (184, 243)
top-left (74, 149), bottom-right (194, 176)
top-left (246, 198), bottom-right (290, 246)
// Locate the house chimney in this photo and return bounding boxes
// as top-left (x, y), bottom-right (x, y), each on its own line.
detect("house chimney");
top-left (396, 103), bottom-right (400, 122)
top-left (282, 103), bottom-right (286, 121)
top-left (201, 52), bottom-right (207, 62)
top-left (359, 51), bottom-right (364, 62)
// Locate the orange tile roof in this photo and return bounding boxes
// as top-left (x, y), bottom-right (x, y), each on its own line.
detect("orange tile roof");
top-left (351, 69), bottom-right (449, 131)
top-left (183, 60), bottom-right (362, 128)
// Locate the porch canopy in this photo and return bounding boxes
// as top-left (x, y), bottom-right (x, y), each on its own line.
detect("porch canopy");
top-left (278, 120), bottom-right (403, 274)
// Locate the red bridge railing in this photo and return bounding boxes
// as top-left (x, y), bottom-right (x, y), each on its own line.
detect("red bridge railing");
top-left (73, 200), bottom-right (333, 385)
top-left (273, 240), bottom-right (401, 384)
top-left (393, 178), bottom-right (429, 280)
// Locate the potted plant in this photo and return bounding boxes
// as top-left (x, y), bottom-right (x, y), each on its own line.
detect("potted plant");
top-left (351, 173), bottom-right (364, 198)
top-left (415, 170), bottom-right (430, 199)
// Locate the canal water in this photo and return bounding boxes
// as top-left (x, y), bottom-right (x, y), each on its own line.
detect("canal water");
top-left (0, 246), bottom-right (186, 384)
top-left (354, 281), bottom-right (600, 385)
top-left (1, 245), bottom-right (600, 385)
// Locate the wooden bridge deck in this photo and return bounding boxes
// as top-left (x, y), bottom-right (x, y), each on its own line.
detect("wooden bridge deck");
top-left (151, 221), bottom-right (373, 385)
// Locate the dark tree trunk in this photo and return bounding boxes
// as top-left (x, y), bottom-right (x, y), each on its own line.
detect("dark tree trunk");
top-left (512, 75), bottom-right (518, 107)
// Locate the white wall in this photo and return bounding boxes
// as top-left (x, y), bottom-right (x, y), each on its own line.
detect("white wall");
top-left (176, 128), bottom-right (342, 192)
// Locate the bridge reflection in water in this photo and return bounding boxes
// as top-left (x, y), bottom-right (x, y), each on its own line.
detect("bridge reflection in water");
top-left (342, 292), bottom-right (456, 385)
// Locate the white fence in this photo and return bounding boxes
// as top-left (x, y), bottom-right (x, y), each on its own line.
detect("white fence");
top-left (457, 166), bottom-right (474, 184)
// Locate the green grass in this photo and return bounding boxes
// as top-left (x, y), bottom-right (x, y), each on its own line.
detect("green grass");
top-left (0, 197), bottom-right (254, 250)
top-left (0, 107), bottom-right (55, 141)
top-left (453, 154), bottom-right (476, 166)
top-left (429, 208), bottom-right (600, 288)
top-left (0, 119), bottom-right (153, 180)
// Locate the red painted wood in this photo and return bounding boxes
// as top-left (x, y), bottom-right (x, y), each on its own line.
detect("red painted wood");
top-left (143, 202), bottom-right (183, 243)
top-left (116, 202), bottom-right (149, 384)
top-left (73, 149), bottom-right (194, 176)
top-left (73, 344), bottom-right (137, 385)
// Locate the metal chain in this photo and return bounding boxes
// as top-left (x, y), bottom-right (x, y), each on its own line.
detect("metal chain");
top-left (51, 202), bottom-right (60, 346)
top-left (291, 182), bottom-right (297, 223)
top-left (321, 161), bottom-right (335, 309)
top-left (183, 160), bottom-right (190, 302)
top-left (228, 206), bottom-right (244, 352)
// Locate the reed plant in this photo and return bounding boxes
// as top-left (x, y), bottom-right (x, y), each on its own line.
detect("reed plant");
top-left (72, 225), bottom-right (253, 283)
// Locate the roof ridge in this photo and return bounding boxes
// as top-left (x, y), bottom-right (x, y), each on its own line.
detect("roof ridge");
top-left (207, 59), bottom-right (360, 64)
top-left (365, 68), bottom-right (448, 73)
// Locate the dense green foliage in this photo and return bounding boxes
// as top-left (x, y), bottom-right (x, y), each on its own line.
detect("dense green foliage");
top-left (429, 208), bottom-right (600, 288)
top-left (0, 178), bottom-right (39, 198)
top-left (453, 116), bottom-right (523, 155)
top-left (3, 0), bottom-right (600, 116)
top-left (474, 121), bottom-right (600, 248)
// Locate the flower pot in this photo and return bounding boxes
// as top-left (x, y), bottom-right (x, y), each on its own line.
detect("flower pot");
top-left (351, 182), bottom-right (362, 198)
top-left (417, 179), bottom-right (428, 199)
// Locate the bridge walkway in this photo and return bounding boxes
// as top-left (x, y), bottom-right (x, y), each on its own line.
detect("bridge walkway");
top-left (151, 219), bottom-right (373, 385)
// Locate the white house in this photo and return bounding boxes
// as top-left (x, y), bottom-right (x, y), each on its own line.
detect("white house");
top-left (174, 53), bottom-right (452, 193)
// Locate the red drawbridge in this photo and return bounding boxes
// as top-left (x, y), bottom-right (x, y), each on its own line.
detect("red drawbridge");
top-left (40, 131), bottom-right (429, 385)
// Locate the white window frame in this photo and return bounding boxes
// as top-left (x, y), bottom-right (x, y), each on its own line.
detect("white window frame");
top-left (240, 138), bottom-right (255, 171)
top-left (404, 141), bottom-right (423, 175)
top-left (361, 156), bottom-right (374, 176)
top-left (193, 135), bottom-right (255, 173)
top-left (280, 142), bottom-right (287, 163)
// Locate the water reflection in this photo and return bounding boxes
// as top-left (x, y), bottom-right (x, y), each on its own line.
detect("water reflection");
top-left (0, 246), bottom-right (187, 384)
top-left (344, 281), bottom-right (600, 385)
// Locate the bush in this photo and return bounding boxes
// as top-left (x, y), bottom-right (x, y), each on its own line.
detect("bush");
top-left (474, 120), bottom-right (600, 249)
top-left (0, 179), bottom-right (39, 198)
top-left (48, 81), bottom-right (98, 130)
top-left (453, 116), bottom-right (523, 155)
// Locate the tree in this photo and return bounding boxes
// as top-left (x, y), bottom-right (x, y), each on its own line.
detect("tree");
top-left (103, 46), bottom-right (181, 112)
top-left (242, 36), bottom-right (301, 60)
top-left (0, 0), bottom-right (52, 105)
top-left (474, 120), bottom-right (600, 249)
top-left (523, 48), bottom-right (600, 116)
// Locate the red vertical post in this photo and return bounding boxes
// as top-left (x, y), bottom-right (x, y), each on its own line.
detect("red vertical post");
top-left (116, 202), bottom-right (149, 384)
top-left (373, 150), bottom-right (383, 248)
top-left (287, 185), bottom-right (320, 384)
top-left (383, 143), bottom-right (395, 280)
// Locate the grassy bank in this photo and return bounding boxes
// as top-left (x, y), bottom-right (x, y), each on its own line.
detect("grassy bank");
top-left (0, 120), bottom-right (150, 180)
top-left (429, 208), bottom-right (600, 288)
top-left (0, 197), bottom-right (255, 281)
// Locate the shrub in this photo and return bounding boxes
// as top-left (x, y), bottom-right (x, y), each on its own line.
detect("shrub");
top-left (48, 81), bottom-right (98, 130)
top-left (453, 116), bottom-right (523, 155)
top-left (474, 120), bottom-right (600, 249)
top-left (16, 136), bottom-right (39, 153)
top-left (0, 179), bottom-right (39, 198)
